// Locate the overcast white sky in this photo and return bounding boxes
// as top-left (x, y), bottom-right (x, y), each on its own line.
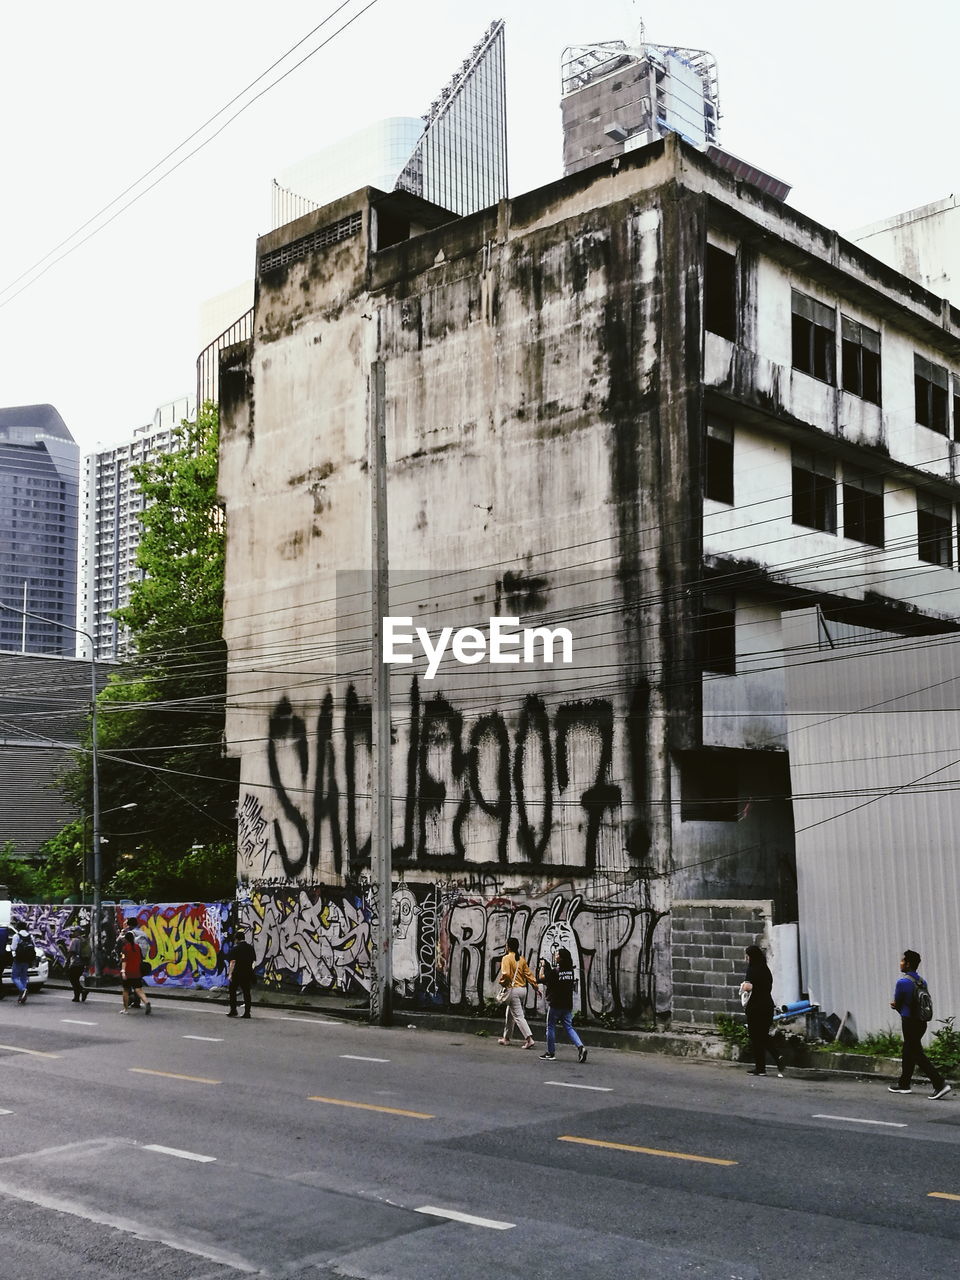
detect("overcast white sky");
top-left (1, 0), bottom-right (957, 454)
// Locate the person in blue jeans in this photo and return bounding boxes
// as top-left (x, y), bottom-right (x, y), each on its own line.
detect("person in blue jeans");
top-left (888, 949), bottom-right (951, 1100)
top-left (538, 947), bottom-right (587, 1063)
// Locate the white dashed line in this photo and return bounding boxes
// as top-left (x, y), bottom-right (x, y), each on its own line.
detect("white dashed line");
top-left (340, 1054), bottom-right (390, 1063)
top-left (813, 1114), bottom-right (907, 1128)
top-left (61, 1019), bottom-right (98, 1026)
top-left (182, 1035), bottom-right (224, 1042)
top-left (415, 1206), bottom-right (515, 1230)
top-left (280, 1016), bottom-right (342, 1025)
top-left (0, 1108), bottom-right (13, 1115)
top-left (143, 1143), bottom-right (217, 1163)
top-left (544, 1081), bottom-right (612, 1092)
top-left (0, 1043), bottom-right (60, 1059)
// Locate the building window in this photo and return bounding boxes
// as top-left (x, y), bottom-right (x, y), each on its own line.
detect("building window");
top-left (704, 244), bottom-right (737, 341)
top-left (680, 753), bottom-right (739, 822)
top-left (700, 594), bottom-right (736, 675)
top-left (842, 466), bottom-right (884, 548)
top-left (915, 355), bottom-right (949, 434)
top-left (917, 493), bottom-right (953, 567)
top-left (841, 316), bottom-right (881, 404)
top-left (791, 290), bottom-right (835, 384)
top-left (704, 418), bottom-right (734, 504)
top-left (792, 448), bottom-right (837, 533)
top-left (953, 376), bottom-right (960, 440)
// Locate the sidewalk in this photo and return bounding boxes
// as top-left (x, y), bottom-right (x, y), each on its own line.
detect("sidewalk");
top-left (47, 977), bottom-right (932, 1085)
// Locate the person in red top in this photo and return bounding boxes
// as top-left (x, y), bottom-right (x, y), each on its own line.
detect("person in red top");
top-left (120, 929), bottom-right (152, 1015)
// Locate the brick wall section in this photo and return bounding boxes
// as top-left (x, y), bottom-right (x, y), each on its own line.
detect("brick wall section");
top-left (670, 899), bottom-right (773, 1028)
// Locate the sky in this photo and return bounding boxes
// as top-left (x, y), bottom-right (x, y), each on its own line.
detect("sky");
top-left (1, 0), bottom-right (958, 455)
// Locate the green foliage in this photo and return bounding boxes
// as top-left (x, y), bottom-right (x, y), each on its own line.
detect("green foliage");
top-left (0, 840), bottom-right (39, 899)
top-left (715, 1013), bottom-right (750, 1049)
top-left (928, 1018), bottom-right (960, 1072)
top-left (32, 822), bottom-right (87, 901)
top-left (816, 1028), bottom-right (903, 1058)
top-left (56, 403), bottom-right (239, 900)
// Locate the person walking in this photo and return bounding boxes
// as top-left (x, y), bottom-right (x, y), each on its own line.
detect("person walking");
top-left (538, 946), bottom-right (587, 1063)
top-left (66, 926), bottom-right (89, 1002)
top-left (119, 928), bottom-right (152, 1015)
top-left (10, 927), bottom-right (37, 1005)
top-left (888, 949), bottom-right (951, 1099)
top-left (226, 929), bottom-right (257, 1018)
top-left (123, 916), bottom-right (147, 1009)
top-left (497, 937), bottom-right (538, 1049)
top-left (740, 944), bottom-right (784, 1077)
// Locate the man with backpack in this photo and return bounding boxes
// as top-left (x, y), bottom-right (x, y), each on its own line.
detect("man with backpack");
top-left (888, 949), bottom-right (951, 1100)
top-left (10, 927), bottom-right (37, 1005)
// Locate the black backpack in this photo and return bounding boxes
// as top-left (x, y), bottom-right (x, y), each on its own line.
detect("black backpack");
top-left (15, 936), bottom-right (37, 966)
top-left (913, 977), bottom-right (934, 1022)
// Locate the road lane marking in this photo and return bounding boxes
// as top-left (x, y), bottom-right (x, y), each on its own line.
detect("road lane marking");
top-left (813, 1114), bottom-right (907, 1128)
top-left (340, 1054), bottom-right (390, 1063)
top-left (0, 1043), bottom-right (60, 1059)
top-left (416, 1205), bottom-right (514, 1230)
top-left (308, 1095), bottom-right (433, 1118)
top-left (130, 1068), bottom-right (221, 1085)
top-left (183, 1035), bottom-right (224, 1043)
top-left (558, 1135), bottom-right (737, 1166)
top-left (144, 1143), bottom-right (217, 1163)
top-left (544, 1081), bottom-right (612, 1092)
top-left (61, 1019), bottom-right (98, 1026)
top-left (281, 1016), bottom-right (342, 1025)
top-left (929, 1192), bottom-right (960, 1202)
top-left (0, 1109), bottom-right (12, 1115)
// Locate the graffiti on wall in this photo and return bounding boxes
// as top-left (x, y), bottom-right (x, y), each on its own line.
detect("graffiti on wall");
top-left (261, 678), bottom-right (628, 882)
top-left (18, 883), bottom-right (665, 1016)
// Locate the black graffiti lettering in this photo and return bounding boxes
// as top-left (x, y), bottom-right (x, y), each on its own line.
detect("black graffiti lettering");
top-left (267, 696), bottom-right (311, 878)
top-left (416, 695), bottom-right (465, 862)
top-left (464, 712), bottom-right (511, 863)
top-left (555, 699), bottom-right (621, 872)
top-left (344, 684), bottom-right (372, 870)
top-left (313, 691), bottom-right (343, 876)
top-left (397, 677), bottom-right (420, 860)
top-left (514, 694), bottom-right (553, 864)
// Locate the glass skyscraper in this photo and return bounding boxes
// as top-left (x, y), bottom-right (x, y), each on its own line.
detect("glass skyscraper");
top-left (0, 404), bottom-right (79, 656)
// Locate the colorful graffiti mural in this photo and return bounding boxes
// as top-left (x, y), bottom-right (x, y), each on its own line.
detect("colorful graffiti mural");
top-left (17, 883), bottom-right (665, 1017)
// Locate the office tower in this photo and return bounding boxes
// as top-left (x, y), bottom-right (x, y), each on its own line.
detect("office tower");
top-left (0, 404), bottom-right (79, 656)
top-left (79, 397), bottom-right (193, 661)
top-left (271, 19), bottom-right (507, 227)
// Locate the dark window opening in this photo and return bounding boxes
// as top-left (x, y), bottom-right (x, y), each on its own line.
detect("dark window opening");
top-left (704, 418), bottom-right (733, 504)
top-left (791, 290), bottom-right (835, 384)
top-left (953, 376), bottom-right (960, 441)
top-left (842, 467), bottom-right (884, 548)
top-left (915, 355), bottom-right (949, 433)
top-left (841, 316), bottom-right (881, 404)
top-left (704, 244), bottom-right (737, 341)
top-left (792, 449), bottom-right (836, 533)
top-left (917, 494), bottom-right (953, 567)
top-left (680, 754), bottom-right (739, 822)
top-left (700, 596), bottom-right (736, 675)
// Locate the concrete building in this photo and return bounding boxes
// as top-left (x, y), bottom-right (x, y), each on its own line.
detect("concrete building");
top-left (852, 194), bottom-right (960, 310)
top-left (0, 404), bottom-right (79, 657)
top-left (0, 651), bottom-right (110, 858)
top-left (217, 134), bottom-right (960, 1020)
top-left (79, 397), bottom-right (194, 661)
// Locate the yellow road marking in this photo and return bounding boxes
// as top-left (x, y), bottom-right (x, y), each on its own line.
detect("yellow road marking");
top-left (0, 1043), bottom-right (60, 1059)
top-left (558, 1135), bottom-right (737, 1167)
top-left (308, 1095), bottom-right (434, 1119)
top-left (130, 1068), bottom-right (221, 1085)
top-left (929, 1192), bottom-right (960, 1202)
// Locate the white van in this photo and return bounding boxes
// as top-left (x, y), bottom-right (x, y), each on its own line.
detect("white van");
top-left (0, 898), bottom-right (50, 993)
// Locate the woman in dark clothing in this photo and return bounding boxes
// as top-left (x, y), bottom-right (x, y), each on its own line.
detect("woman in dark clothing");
top-left (740, 944), bottom-right (783, 1077)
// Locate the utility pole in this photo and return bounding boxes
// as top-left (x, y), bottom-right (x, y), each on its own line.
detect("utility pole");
top-left (368, 357), bottom-right (393, 1025)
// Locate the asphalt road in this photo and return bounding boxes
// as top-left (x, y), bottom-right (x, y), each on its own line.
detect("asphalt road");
top-left (0, 987), bottom-right (958, 1279)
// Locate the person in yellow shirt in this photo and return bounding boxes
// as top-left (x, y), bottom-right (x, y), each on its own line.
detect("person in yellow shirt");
top-left (497, 937), bottom-right (538, 1049)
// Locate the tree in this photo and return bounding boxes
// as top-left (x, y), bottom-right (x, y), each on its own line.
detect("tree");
top-left (0, 840), bottom-right (39, 899)
top-left (58, 403), bottom-right (238, 901)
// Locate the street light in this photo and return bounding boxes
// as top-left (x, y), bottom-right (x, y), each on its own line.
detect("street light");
top-left (0, 601), bottom-right (104, 974)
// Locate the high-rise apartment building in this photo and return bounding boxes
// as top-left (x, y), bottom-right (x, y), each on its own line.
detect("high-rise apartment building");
top-left (79, 397), bottom-right (194, 661)
top-left (0, 404), bottom-right (79, 656)
top-left (271, 20), bottom-right (507, 228)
